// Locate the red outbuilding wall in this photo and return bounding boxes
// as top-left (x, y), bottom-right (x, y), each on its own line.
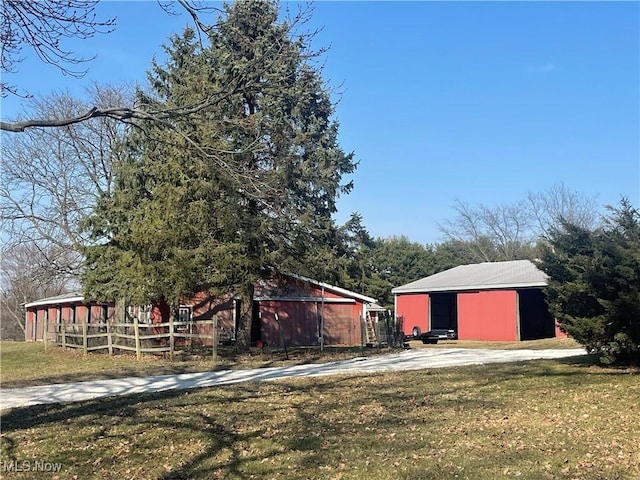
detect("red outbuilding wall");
top-left (259, 300), bottom-right (362, 347)
top-left (257, 276), bottom-right (366, 347)
top-left (25, 276), bottom-right (375, 348)
top-left (395, 293), bottom-right (429, 336)
top-left (25, 301), bottom-right (116, 342)
top-left (457, 290), bottom-right (518, 341)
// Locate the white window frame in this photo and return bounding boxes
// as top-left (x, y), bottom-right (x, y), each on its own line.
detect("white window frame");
top-left (126, 305), bottom-right (135, 323)
top-left (139, 304), bottom-right (152, 324)
top-left (126, 304), bottom-right (152, 323)
top-left (178, 306), bottom-right (192, 323)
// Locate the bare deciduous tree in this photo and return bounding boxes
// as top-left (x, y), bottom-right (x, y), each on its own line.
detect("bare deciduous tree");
top-left (1, 0), bottom-right (116, 97)
top-left (438, 184), bottom-right (602, 262)
top-left (0, 244), bottom-right (71, 340)
top-left (0, 0), bottom-right (221, 130)
top-left (0, 1), bottom-right (315, 202)
top-left (1, 84), bottom-right (131, 278)
top-left (438, 199), bottom-right (534, 262)
top-left (526, 182), bottom-right (601, 238)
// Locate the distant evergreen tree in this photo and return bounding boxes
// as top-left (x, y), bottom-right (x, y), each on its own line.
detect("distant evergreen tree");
top-left (82, 0), bottom-right (355, 349)
top-left (363, 236), bottom-right (437, 308)
top-left (539, 198), bottom-right (640, 365)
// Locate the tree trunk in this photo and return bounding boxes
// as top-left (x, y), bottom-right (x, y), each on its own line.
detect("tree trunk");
top-left (235, 283), bottom-right (255, 352)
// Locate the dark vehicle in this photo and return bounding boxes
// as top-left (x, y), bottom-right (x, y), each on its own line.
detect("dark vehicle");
top-left (419, 329), bottom-right (457, 344)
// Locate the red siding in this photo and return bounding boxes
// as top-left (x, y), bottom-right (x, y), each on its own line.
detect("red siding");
top-left (259, 299), bottom-right (362, 347)
top-left (24, 276), bottom-right (371, 347)
top-left (26, 301), bottom-right (117, 341)
top-left (323, 302), bottom-right (362, 346)
top-left (396, 294), bottom-right (429, 336)
top-left (457, 290), bottom-right (517, 341)
top-left (260, 300), bottom-right (316, 347)
top-left (25, 310), bottom-right (34, 341)
top-left (181, 292), bottom-right (235, 345)
top-left (555, 321), bottom-right (567, 338)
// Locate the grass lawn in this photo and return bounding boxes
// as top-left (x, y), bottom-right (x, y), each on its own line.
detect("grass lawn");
top-left (408, 336), bottom-right (582, 350)
top-left (0, 337), bottom-right (582, 388)
top-left (0, 341), bottom-right (390, 388)
top-left (1, 355), bottom-right (639, 479)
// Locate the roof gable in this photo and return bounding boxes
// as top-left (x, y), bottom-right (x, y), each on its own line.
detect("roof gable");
top-left (277, 274), bottom-right (377, 304)
top-left (23, 292), bottom-right (85, 308)
top-left (392, 260), bottom-right (547, 294)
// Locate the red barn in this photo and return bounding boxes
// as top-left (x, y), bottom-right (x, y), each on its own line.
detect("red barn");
top-left (392, 260), bottom-right (564, 342)
top-left (254, 275), bottom-right (378, 347)
top-left (24, 275), bottom-right (380, 348)
top-left (23, 293), bottom-right (116, 344)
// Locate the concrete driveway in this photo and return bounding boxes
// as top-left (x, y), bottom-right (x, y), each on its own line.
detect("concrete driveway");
top-left (0, 347), bottom-right (586, 410)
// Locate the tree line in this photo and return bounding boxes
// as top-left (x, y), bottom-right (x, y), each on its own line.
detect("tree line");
top-left (1, 0), bottom-right (637, 364)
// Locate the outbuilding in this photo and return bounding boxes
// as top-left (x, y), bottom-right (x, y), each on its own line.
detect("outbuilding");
top-left (24, 275), bottom-right (380, 348)
top-left (392, 260), bottom-right (564, 342)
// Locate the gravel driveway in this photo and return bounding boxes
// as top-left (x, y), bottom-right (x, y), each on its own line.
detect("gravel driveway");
top-left (0, 347), bottom-right (586, 410)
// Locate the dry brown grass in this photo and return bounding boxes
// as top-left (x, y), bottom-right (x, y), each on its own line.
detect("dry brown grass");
top-left (409, 336), bottom-right (582, 350)
top-left (1, 358), bottom-right (638, 479)
top-left (0, 341), bottom-right (386, 388)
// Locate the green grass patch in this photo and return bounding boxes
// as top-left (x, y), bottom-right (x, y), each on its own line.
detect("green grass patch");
top-left (1, 359), bottom-right (638, 479)
top-left (409, 336), bottom-right (582, 350)
top-left (0, 341), bottom-right (388, 388)
top-left (1, 338), bottom-right (582, 388)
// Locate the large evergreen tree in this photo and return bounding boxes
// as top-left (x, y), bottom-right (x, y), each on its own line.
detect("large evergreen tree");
top-left (83, 0), bottom-right (355, 348)
top-left (539, 198), bottom-right (640, 365)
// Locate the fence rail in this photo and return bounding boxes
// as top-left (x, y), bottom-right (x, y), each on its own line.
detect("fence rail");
top-left (43, 314), bottom-right (403, 360)
top-left (44, 316), bottom-right (221, 360)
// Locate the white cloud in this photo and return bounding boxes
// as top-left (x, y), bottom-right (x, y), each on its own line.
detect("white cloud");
top-left (526, 63), bottom-right (556, 73)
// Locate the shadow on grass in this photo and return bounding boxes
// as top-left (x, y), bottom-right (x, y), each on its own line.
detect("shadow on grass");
top-left (3, 356), bottom-right (637, 479)
top-left (1, 345), bottom-right (394, 389)
top-left (555, 354), bottom-right (640, 373)
top-left (0, 370), bottom-right (510, 479)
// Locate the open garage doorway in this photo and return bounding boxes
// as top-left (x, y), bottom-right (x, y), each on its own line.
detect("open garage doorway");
top-left (518, 289), bottom-right (555, 340)
top-left (430, 292), bottom-right (458, 331)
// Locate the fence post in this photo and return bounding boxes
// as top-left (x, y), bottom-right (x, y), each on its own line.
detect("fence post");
top-left (44, 308), bottom-right (49, 350)
top-left (169, 314), bottom-right (175, 360)
top-left (134, 316), bottom-right (141, 360)
top-left (106, 319), bottom-right (113, 356)
top-left (82, 317), bottom-right (88, 355)
top-left (212, 314), bottom-right (218, 363)
top-left (56, 307), bottom-right (61, 347)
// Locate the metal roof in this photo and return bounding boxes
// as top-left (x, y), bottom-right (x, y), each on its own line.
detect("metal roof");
top-left (288, 274), bottom-right (378, 304)
top-left (367, 303), bottom-right (387, 312)
top-left (391, 260), bottom-right (548, 294)
top-left (23, 291), bottom-right (85, 308)
top-left (23, 275), bottom-right (379, 309)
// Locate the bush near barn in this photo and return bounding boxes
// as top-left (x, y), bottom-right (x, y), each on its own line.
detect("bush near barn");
top-left (539, 198), bottom-right (640, 366)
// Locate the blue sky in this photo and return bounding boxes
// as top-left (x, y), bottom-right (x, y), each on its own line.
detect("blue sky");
top-left (2, 1), bottom-right (638, 244)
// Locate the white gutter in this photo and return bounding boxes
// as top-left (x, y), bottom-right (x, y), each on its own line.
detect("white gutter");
top-left (24, 295), bottom-right (85, 308)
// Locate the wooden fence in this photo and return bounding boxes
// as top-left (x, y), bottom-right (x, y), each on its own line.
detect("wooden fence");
top-left (43, 316), bottom-right (222, 361)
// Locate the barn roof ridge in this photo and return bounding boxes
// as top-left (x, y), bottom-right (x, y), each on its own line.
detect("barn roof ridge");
top-left (286, 273), bottom-right (378, 304)
top-left (24, 276), bottom-right (378, 309)
top-left (391, 259), bottom-right (548, 294)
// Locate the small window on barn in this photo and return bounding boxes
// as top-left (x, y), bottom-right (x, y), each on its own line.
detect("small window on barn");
top-left (139, 305), bottom-right (152, 324)
top-left (179, 306), bottom-right (192, 323)
top-left (126, 305), bottom-right (135, 323)
top-left (70, 305), bottom-right (76, 324)
top-left (101, 305), bottom-right (108, 324)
